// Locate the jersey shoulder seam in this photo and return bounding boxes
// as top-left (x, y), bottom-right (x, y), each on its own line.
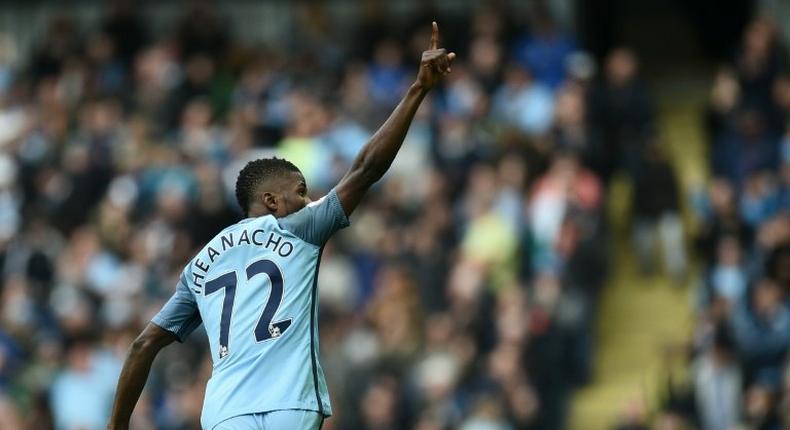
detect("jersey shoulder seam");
top-left (275, 222), bottom-right (323, 249)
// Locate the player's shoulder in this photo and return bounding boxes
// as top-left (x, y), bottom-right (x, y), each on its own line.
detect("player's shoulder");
top-left (276, 202), bottom-right (324, 245)
top-left (277, 189), bottom-right (350, 247)
top-left (275, 211), bottom-right (318, 246)
top-left (279, 189), bottom-right (346, 227)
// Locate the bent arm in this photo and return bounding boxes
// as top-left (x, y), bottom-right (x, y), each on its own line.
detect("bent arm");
top-left (335, 83), bottom-right (428, 214)
top-left (108, 323), bottom-right (177, 429)
top-left (335, 22), bottom-right (454, 216)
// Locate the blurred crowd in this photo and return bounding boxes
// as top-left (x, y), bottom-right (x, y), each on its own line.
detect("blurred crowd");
top-left (615, 16), bottom-right (790, 430)
top-left (0, 1), bottom-right (783, 430)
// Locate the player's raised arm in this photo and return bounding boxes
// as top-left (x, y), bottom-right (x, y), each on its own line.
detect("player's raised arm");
top-left (335, 21), bottom-right (455, 215)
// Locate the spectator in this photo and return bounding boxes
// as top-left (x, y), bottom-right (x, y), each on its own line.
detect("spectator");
top-left (731, 279), bottom-right (790, 382)
top-left (696, 178), bottom-right (753, 266)
top-left (739, 171), bottom-right (780, 227)
top-left (708, 236), bottom-right (748, 306)
top-left (50, 338), bottom-right (121, 430)
top-left (740, 383), bottom-right (783, 430)
top-left (512, 2), bottom-right (578, 91)
top-left (588, 48), bottom-right (655, 184)
top-left (366, 39), bottom-right (410, 109)
top-left (491, 63), bottom-right (554, 136)
top-left (692, 327), bottom-right (742, 430)
top-left (733, 18), bottom-right (783, 118)
top-left (631, 142), bottom-right (687, 282)
top-left (527, 152), bottom-right (602, 274)
top-left (100, 0), bottom-right (149, 68)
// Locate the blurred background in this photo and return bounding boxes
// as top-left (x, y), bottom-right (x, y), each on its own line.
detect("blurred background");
top-left (0, 0), bottom-right (787, 429)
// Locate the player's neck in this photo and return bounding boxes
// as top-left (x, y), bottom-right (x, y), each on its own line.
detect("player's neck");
top-left (247, 203), bottom-right (274, 219)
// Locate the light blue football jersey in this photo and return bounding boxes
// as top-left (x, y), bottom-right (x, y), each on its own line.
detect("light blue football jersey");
top-left (151, 189), bottom-right (349, 429)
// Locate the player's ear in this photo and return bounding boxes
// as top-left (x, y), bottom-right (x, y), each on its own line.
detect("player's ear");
top-left (262, 191), bottom-right (278, 212)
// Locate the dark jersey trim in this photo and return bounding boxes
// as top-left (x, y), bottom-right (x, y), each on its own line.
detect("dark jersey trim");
top-left (150, 310), bottom-right (201, 344)
top-left (310, 247), bottom-right (325, 416)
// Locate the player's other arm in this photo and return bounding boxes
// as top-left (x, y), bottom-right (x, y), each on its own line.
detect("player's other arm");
top-left (335, 21), bottom-right (455, 215)
top-left (108, 273), bottom-right (200, 429)
top-left (107, 323), bottom-right (176, 430)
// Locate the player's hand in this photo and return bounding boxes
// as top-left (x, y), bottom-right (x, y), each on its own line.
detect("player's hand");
top-left (415, 21), bottom-right (456, 91)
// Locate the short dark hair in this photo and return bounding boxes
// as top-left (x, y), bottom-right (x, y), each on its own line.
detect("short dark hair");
top-left (235, 157), bottom-right (301, 215)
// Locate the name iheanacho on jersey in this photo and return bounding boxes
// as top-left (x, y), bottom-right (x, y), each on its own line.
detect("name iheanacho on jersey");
top-left (189, 228), bottom-right (294, 293)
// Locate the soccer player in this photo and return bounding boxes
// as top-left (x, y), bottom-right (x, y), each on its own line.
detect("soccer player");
top-left (108, 22), bottom-right (454, 430)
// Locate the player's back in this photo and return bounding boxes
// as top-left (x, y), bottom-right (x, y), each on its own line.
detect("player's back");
top-left (152, 190), bottom-right (349, 429)
top-left (197, 215), bottom-right (327, 426)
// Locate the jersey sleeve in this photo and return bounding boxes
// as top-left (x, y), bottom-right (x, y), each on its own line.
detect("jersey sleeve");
top-left (151, 272), bottom-right (202, 342)
top-left (278, 188), bottom-right (350, 246)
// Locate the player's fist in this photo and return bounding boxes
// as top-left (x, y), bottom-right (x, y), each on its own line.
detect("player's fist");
top-left (416, 22), bottom-right (456, 90)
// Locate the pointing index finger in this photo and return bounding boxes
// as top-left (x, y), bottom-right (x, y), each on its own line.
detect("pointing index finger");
top-left (430, 21), bottom-right (438, 50)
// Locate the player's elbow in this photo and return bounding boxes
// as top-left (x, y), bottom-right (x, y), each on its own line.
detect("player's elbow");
top-left (129, 334), bottom-right (157, 356)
